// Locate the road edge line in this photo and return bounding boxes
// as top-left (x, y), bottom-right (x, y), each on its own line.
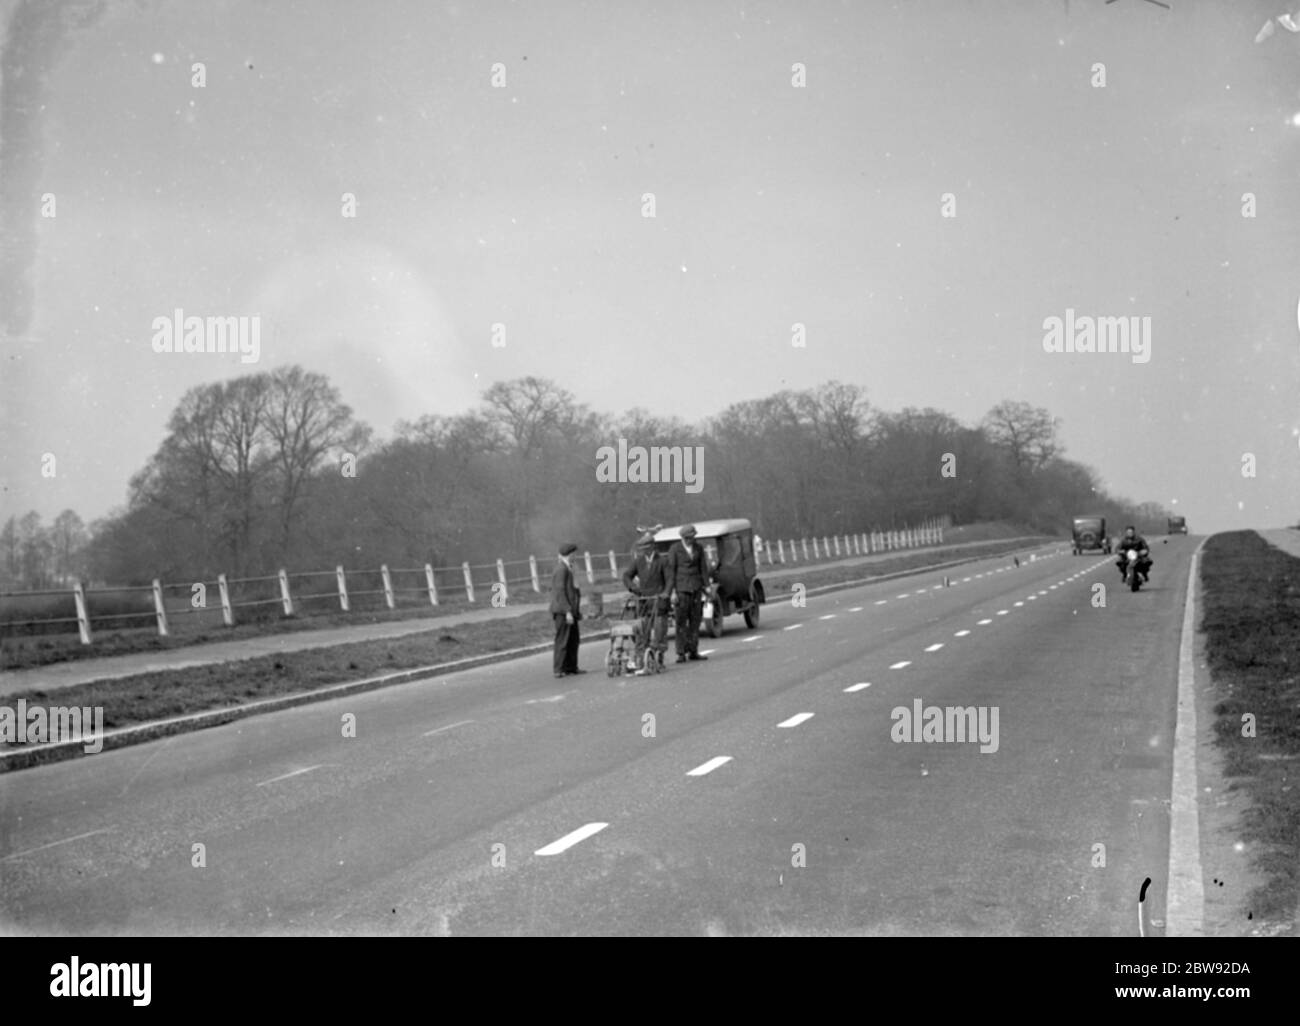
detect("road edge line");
top-left (1165, 537), bottom-right (1208, 935)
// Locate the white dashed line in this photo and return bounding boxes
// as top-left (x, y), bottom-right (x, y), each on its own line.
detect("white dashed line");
top-left (1014, 601), bottom-right (1024, 607)
top-left (742, 635), bottom-right (761, 642)
top-left (844, 682), bottom-right (872, 692)
top-left (996, 610), bottom-right (1009, 616)
top-left (784, 623), bottom-right (803, 631)
top-left (890, 660), bottom-right (912, 669)
top-left (423, 720), bottom-right (475, 737)
top-left (875, 600), bottom-right (888, 606)
top-left (848, 606), bottom-right (863, 612)
top-left (257, 765), bottom-right (323, 787)
top-left (525, 694), bottom-right (569, 705)
top-left (962, 577), bottom-right (971, 582)
top-left (698, 649), bottom-right (716, 656)
top-left (1, 827), bottom-right (116, 863)
top-left (954, 630), bottom-right (971, 637)
top-left (819, 614), bottom-right (836, 620)
top-left (777, 713), bottom-right (815, 728)
top-left (686, 756), bottom-right (733, 777)
top-left (896, 594), bottom-right (910, 599)
top-left (924, 643), bottom-right (944, 652)
top-left (1027, 596), bottom-right (1037, 601)
top-left (977, 619), bottom-right (992, 625)
top-left (534, 822), bottom-right (609, 856)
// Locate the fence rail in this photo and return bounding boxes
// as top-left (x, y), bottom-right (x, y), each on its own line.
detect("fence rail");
top-left (0, 517), bottom-right (952, 645)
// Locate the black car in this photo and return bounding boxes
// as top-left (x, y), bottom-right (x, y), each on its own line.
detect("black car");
top-left (1071, 516), bottom-right (1110, 555)
top-left (1168, 516), bottom-right (1188, 534)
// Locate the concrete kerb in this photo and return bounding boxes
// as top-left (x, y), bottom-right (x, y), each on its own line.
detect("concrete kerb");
top-left (0, 537), bottom-right (1057, 774)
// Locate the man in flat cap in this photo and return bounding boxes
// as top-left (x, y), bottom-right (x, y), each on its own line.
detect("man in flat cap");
top-left (665, 524), bottom-right (718, 662)
top-left (549, 542), bottom-right (584, 677)
top-left (621, 531), bottom-right (671, 673)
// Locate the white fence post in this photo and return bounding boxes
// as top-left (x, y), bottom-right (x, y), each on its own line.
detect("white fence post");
top-left (381, 564), bottom-right (395, 609)
top-left (462, 562), bottom-right (476, 603)
top-left (218, 573), bottom-right (233, 626)
top-left (73, 580), bottom-right (91, 645)
top-left (152, 578), bottom-right (169, 637)
top-left (607, 550), bottom-right (618, 578)
top-left (337, 565), bottom-right (350, 611)
top-left (812, 537), bottom-right (821, 559)
top-left (802, 538), bottom-right (809, 560)
top-left (777, 539), bottom-right (786, 564)
top-left (279, 568), bottom-right (293, 616)
top-left (833, 536), bottom-right (841, 557)
top-left (584, 551), bottom-right (595, 585)
top-left (497, 558), bottom-right (509, 601)
top-left (424, 564), bottom-right (439, 606)
top-left (529, 555), bottom-right (540, 593)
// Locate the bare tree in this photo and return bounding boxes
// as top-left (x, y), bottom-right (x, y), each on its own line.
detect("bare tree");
top-left (981, 400), bottom-right (1061, 474)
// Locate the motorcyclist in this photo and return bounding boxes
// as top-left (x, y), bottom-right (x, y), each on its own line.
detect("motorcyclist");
top-left (1115, 525), bottom-right (1152, 582)
top-left (620, 532), bottom-right (671, 673)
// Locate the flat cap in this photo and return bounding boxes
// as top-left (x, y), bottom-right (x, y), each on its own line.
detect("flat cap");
top-left (680, 525), bottom-right (697, 538)
top-left (559, 542), bottom-right (578, 555)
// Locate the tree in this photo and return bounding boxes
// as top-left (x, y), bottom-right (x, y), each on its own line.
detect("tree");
top-left (981, 400), bottom-right (1061, 475)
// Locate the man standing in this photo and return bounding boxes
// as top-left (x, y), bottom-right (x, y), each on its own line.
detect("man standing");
top-left (549, 542), bottom-right (585, 678)
top-left (621, 532), bottom-right (671, 673)
top-left (665, 524), bottom-right (717, 663)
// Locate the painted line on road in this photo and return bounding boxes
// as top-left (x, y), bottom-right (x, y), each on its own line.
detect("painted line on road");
top-left (976, 619), bottom-right (992, 625)
top-left (256, 765), bottom-right (324, 787)
top-left (698, 649), bottom-right (716, 656)
top-left (1, 827), bottom-right (116, 863)
top-left (954, 630), bottom-right (971, 637)
top-left (889, 660), bottom-right (912, 669)
top-left (525, 694), bottom-right (569, 705)
top-left (819, 614), bottom-right (837, 620)
top-left (742, 635), bottom-right (761, 643)
top-left (844, 682), bottom-right (871, 692)
top-left (848, 606), bottom-right (863, 612)
top-left (535, 822), bottom-right (609, 856)
top-left (875, 600), bottom-right (888, 605)
top-left (777, 713), bottom-right (815, 728)
top-left (1166, 538), bottom-right (1208, 935)
top-left (924, 643), bottom-right (944, 652)
top-left (1014, 601), bottom-right (1024, 607)
top-left (686, 756), bottom-right (732, 777)
top-left (783, 623), bottom-right (803, 631)
top-left (423, 720), bottom-right (476, 737)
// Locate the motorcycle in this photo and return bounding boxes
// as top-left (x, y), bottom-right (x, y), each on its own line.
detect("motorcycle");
top-left (1124, 548), bottom-right (1144, 592)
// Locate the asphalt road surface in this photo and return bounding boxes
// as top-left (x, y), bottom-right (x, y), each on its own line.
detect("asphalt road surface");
top-left (0, 539), bottom-right (1196, 936)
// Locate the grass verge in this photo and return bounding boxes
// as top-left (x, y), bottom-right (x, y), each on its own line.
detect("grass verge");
top-left (1200, 530), bottom-right (1300, 924)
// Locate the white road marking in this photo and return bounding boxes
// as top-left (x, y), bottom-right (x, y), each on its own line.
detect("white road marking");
top-left (875, 600), bottom-right (888, 605)
top-left (848, 606), bottom-right (863, 612)
top-left (1166, 539), bottom-right (1208, 934)
top-left (1027, 596), bottom-right (1037, 601)
top-left (924, 643), bottom-right (944, 652)
top-left (424, 720), bottom-right (475, 737)
top-left (1, 827), bottom-right (116, 863)
top-left (896, 593), bottom-right (910, 598)
top-left (535, 822), bottom-right (609, 856)
top-left (889, 660), bottom-right (912, 669)
top-left (962, 577), bottom-right (971, 582)
top-left (777, 712), bottom-right (815, 728)
top-left (996, 610), bottom-right (1009, 616)
top-left (977, 618), bottom-right (992, 625)
top-left (699, 649), bottom-right (715, 656)
top-left (819, 614), bottom-right (836, 620)
top-left (844, 682), bottom-right (871, 692)
top-left (742, 635), bottom-right (761, 642)
top-left (954, 630), bottom-right (971, 637)
top-left (257, 765), bottom-right (323, 787)
top-left (525, 694), bottom-right (569, 705)
top-left (1038, 591), bottom-right (1048, 596)
top-left (783, 623), bottom-right (803, 631)
top-left (686, 756), bottom-right (732, 776)
top-left (1014, 601), bottom-right (1024, 607)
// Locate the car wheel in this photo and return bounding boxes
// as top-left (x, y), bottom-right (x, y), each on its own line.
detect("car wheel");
top-left (707, 605), bottom-right (723, 638)
top-left (743, 603), bottom-right (760, 629)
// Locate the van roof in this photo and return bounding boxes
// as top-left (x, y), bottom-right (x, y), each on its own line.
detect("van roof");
top-left (653, 519), bottom-right (752, 542)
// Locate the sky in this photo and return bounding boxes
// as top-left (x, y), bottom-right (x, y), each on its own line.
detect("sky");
top-left (2, 0), bottom-right (1299, 535)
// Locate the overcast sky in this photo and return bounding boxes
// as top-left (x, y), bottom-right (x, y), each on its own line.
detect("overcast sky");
top-left (2, 0), bottom-right (1299, 534)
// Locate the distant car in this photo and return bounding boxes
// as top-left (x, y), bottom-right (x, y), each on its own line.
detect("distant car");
top-left (1167, 516), bottom-right (1188, 534)
top-left (1071, 516), bottom-right (1111, 555)
top-left (653, 518), bottom-right (767, 637)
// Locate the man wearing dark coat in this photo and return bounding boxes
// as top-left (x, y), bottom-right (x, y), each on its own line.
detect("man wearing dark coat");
top-left (621, 532), bottom-right (671, 672)
top-left (664, 524), bottom-right (718, 662)
top-left (549, 542), bottom-right (584, 677)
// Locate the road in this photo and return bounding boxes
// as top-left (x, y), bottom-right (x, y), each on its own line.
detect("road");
top-left (0, 539), bottom-right (1197, 936)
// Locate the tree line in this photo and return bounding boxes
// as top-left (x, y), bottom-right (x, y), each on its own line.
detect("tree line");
top-left (3, 368), bottom-right (1174, 589)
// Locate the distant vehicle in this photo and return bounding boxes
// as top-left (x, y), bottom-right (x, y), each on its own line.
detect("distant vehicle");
top-left (1071, 516), bottom-right (1111, 556)
top-left (653, 518), bottom-right (767, 637)
top-left (1167, 516), bottom-right (1188, 534)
